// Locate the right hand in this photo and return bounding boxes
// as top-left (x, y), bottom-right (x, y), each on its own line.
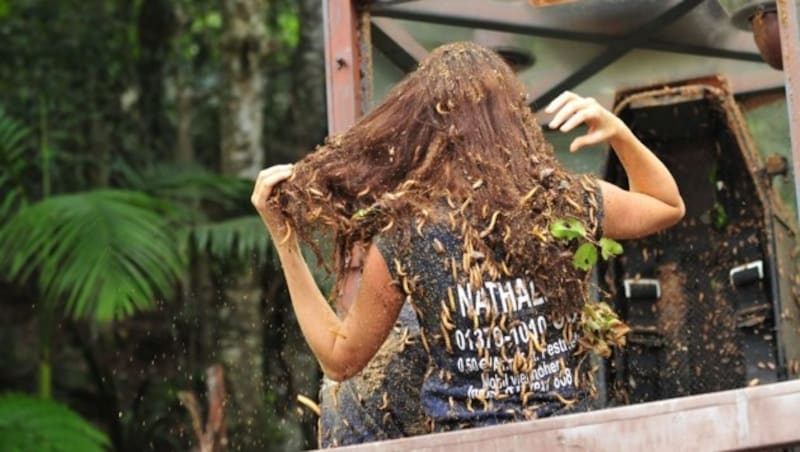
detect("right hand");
top-left (251, 164), bottom-right (294, 239)
top-left (545, 91), bottom-right (625, 152)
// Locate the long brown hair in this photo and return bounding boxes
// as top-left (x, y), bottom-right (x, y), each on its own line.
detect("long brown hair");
top-left (274, 41), bottom-right (599, 313)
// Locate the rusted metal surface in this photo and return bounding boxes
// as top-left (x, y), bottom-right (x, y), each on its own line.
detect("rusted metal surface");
top-left (776, 0), bottom-right (800, 221)
top-left (320, 379), bottom-right (800, 452)
top-left (323, 0), bottom-right (363, 135)
top-left (370, 0), bottom-right (764, 62)
top-left (530, 0), bottom-right (704, 109)
top-left (371, 17), bottom-right (428, 73)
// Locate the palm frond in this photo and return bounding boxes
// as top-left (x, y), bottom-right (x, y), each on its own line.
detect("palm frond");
top-left (191, 215), bottom-right (273, 262)
top-left (121, 163), bottom-right (252, 211)
top-left (0, 393), bottom-right (109, 452)
top-left (0, 107), bottom-right (32, 218)
top-left (0, 190), bottom-right (186, 322)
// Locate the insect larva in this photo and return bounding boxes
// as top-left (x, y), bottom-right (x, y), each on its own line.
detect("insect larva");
top-left (479, 211), bottom-right (500, 238)
top-left (446, 195), bottom-right (457, 209)
top-left (379, 392), bottom-right (389, 410)
top-left (447, 287), bottom-right (457, 312)
top-left (553, 393), bottom-right (576, 409)
top-left (519, 186), bottom-right (540, 205)
top-left (472, 179), bottom-right (484, 189)
top-left (420, 330), bottom-right (431, 353)
top-left (564, 196), bottom-right (581, 211)
top-left (393, 259), bottom-right (406, 277)
top-left (441, 325), bottom-right (454, 353)
top-left (279, 223), bottom-right (294, 245)
top-left (432, 238), bottom-right (445, 254)
top-left (380, 219), bottom-right (395, 232)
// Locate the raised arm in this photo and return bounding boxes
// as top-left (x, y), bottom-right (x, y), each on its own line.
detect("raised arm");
top-left (545, 91), bottom-right (685, 239)
top-left (251, 165), bottom-right (405, 381)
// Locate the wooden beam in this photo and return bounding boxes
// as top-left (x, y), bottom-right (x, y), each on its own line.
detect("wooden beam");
top-left (324, 380), bottom-right (800, 451)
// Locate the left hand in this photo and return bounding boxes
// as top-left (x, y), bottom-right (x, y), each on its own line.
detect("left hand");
top-left (545, 91), bottom-right (625, 152)
top-left (251, 164), bottom-right (294, 238)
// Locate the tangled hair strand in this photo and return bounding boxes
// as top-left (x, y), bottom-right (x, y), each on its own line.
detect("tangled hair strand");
top-left (273, 42), bottom-right (599, 315)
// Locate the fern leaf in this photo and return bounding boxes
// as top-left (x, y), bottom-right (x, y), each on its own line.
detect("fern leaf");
top-left (0, 393), bottom-right (109, 452)
top-left (0, 190), bottom-right (186, 322)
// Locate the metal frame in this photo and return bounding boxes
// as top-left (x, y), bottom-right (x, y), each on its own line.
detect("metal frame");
top-left (777, 0), bottom-right (800, 219)
top-left (323, 0), bottom-right (364, 135)
top-left (323, 0), bottom-right (800, 223)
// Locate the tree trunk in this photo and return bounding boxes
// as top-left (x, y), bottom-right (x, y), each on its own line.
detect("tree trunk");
top-left (220, 0), bottom-right (267, 178)
top-left (219, 1), bottom-right (269, 450)
top-left (261, 1), bottom-right (328, 449)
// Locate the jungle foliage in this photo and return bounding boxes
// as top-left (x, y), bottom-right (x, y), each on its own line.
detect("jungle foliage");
top-left (0, 0), bottom-right (327, 450)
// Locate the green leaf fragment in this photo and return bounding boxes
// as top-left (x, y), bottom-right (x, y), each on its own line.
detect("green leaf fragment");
top-left (599, 237), bottom-right (624, 260)
top-left (573, 242), bottom-right (598, 271)
top-left (550, 218), bottom-right (586, 241)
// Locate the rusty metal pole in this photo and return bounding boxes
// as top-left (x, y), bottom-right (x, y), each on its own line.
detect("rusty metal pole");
top-left (322, 0), bottom-right (368, 316)
top-left (322, 0), bottom-right (363, 135)
top-left (776, 0), bottom-right (800, 221)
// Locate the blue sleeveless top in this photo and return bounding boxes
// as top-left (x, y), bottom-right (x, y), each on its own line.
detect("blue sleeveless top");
top-left (375, 181), bottom-right (602, 431)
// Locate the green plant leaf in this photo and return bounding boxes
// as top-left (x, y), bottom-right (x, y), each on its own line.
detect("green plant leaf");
top-left (0, 393), bottom-right (109, 452)
top-left (0, 190), bottom-right (186, 322)
top-left (573, 242), bottom-right (598, 271)
top-left (190, 215), bottom-right (272, 262)
top-left (550, 218), bottom-right (586, 241)
top-left (599, 237), bottom-right (624, 260)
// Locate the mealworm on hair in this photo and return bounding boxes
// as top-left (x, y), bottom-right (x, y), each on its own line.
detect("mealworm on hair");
top-left (519, 186), bottom-right (540, 205)
top-left (564, 196), bottom-right (581, 211)
top-left (380, 219), bottom-right (395, 232)
top-left (479, 211), bottom-right (500, 238)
